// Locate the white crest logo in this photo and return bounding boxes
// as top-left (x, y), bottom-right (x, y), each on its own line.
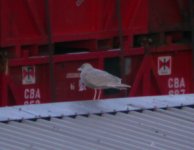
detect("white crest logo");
top-left (158, 56), bottom-right (172, 76)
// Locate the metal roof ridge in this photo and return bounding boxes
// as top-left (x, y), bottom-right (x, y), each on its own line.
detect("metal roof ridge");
top-left (0, 94), bottom-right (194, 122)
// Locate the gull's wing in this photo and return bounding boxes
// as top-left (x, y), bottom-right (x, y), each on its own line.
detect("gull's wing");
top-left (81, 68), bottom-right (121, 89)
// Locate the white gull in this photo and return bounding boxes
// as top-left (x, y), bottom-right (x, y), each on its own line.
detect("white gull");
top-left (78, 63), bottom-right (131, 100)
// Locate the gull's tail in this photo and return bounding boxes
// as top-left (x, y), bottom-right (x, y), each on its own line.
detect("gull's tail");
top-left (107, 83), bottom-right (131, 89)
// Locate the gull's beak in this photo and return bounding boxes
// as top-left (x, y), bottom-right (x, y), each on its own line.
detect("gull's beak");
top-left (78, 67), bottom-right (81, 71)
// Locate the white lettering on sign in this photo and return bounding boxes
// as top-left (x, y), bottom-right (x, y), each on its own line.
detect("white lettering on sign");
top-left (70, 83), bottom-right (75, 91)
top-left (24, 88), bottom-right (41, 104)
top-left (24, 100), bottom-right (40, 105)
top-left (66, 73), bottom-right (80, 79)
top-left (168, 77), bottom-right (186, 95)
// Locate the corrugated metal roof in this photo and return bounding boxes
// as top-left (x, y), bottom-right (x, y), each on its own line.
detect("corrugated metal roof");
top-left (0, 94), bottom-right (194, 150)
top-left (0, 107), bottom-right (194, 149)
top-left (0, 94), bottom-right (194, 121)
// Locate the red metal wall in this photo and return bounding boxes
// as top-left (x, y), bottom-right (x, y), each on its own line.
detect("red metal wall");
top-left (149, 0), bottom-right (189, 32)
top-left (0, 48), bottom-right (191, 106)
top-left (0, 0), bottom-right (149, 48)
top-left (1, 50), bottom-right (129, 105)
top-left (0, 0), bottom-right (192, 106)
top-left (129, 49), bottom-right (192, 96)
top-left (0, 0), bottom-right (47, 47)
top-left (0, 0), bottom-right (188, 47)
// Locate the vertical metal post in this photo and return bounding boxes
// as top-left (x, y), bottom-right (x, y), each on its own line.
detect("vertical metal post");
top-left (116, 0), bottom-right (128, 96)
top-left (177, 0), bottom-right (187, 24)
top-left (45, 0), bottom-right (56, 102)
top-left (190, 0), bottom-right (194, 92)
top-left (116, 0), bottom-right (125, 80)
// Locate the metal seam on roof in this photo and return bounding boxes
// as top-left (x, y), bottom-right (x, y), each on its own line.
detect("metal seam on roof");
top-left (131, 111), bottom-right (194, 147)
top-left (102, 113), bottom-right (189, 149)
top-left (0, 94), bottom-right (194, 150)
top-left (0, 107), bottom-right (194, 149)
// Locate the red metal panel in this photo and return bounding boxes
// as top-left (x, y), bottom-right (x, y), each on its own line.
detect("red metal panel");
top-left (0, 0), bottom-right (150, 48)
top-left (51, 0), bottom-right (149, 41)
top-left (122, 0), bottom-right (149, 34)
top-left (0, 51), bottom-right (124, 106)
top-left (50, 0), bottom-right (99, 41)
top-left (0, 48), bottom-right (192, 106)
top-left (0, 0), bottom-right (192, 106)
top-left (53, 51), bottom-right (129, 101)
top-left (149, 0), bottom-right (189, 32)
top-left (0, 0), bottom-right (47, 47)
top-left (130, 50), bottom-right (192, 96)
top-left (1, 0), bottom-right (188, 57)
top-left (54, 60), bottom-right (98, 101)
top-left (154, 51), bottom-right (192, 95)
top-left (0, 0), bottom-right (189, 46)
top-left (6, 64), bottom-right (50, 105)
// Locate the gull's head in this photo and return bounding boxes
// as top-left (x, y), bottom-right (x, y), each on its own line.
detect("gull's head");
top-left (78, 63), bottom-right (93, 71)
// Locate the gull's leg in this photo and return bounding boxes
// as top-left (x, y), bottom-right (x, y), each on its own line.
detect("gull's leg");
top-left (97, 89), bottom-right (101, 100)
top-left (93, 89), bottom-right (97, 100)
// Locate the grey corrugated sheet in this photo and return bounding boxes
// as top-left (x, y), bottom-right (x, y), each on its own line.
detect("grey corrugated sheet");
top-left (0, 106), bottom-right (194, 150)
top-left (1, 94), bottom-right (194, 122)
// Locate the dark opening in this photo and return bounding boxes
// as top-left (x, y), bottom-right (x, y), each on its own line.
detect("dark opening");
top-left (133, 33), bottom-right (159, 47)
top-left (104, 57), bottom-right (121, 95)
top-left (54, 41), bottom-right (89, 54)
